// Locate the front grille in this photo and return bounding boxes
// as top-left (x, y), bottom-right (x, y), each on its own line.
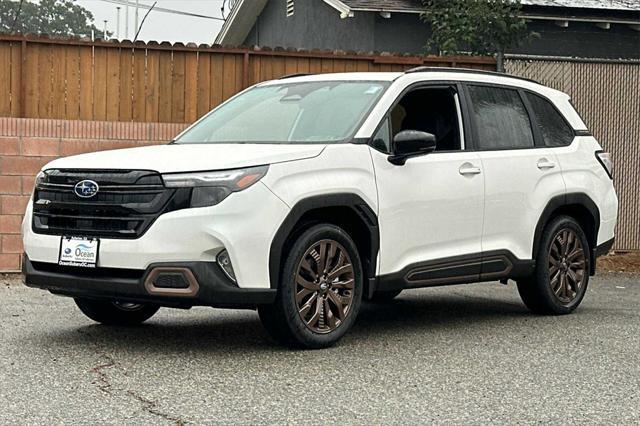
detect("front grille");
top-left (32, 169), bottom-right (181, 239)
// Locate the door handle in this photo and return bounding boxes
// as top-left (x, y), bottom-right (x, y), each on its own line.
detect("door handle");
top-left (537, 158), bottom-right (556, 170)
top-left (459, 163), bottom-right (482, 175)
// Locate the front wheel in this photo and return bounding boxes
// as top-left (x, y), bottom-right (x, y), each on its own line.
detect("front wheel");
top-left (75, 298), bottom-right (160, 326)
top-left (258, 224), bottom-right (363, 349)
top-left (517, 215), bottom-right (590, 315)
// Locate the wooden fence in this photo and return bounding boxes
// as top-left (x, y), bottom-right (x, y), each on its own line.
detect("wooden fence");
top-left (0, 34), bottom-right (496, 124)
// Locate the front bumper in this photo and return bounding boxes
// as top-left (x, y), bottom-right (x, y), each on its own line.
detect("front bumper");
top-left (23, 257), bottom-right (276, 308)
top-left (22, 182), bottom-right (291, 288)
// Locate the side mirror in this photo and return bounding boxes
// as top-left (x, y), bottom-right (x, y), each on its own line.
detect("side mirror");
top-left (388, 130), bottom-right (437, 165)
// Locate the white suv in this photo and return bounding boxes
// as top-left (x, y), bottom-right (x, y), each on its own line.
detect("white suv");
top-left (22, 68), bottom-right (618, 348)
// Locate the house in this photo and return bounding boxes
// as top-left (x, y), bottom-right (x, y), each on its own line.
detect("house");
top-left (216, 0), bottom-right (640, 59)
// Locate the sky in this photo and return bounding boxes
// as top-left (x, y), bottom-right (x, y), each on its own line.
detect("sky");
top-left (74, 0), bottom-right (227, 44)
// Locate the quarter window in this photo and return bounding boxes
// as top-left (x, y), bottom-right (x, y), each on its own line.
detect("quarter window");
top-left (468, 85), bottom-right (534, 150)
top-left (526, 92), bottom-right (575, 147)
top-left (372, 118), bottom-right (391, 153)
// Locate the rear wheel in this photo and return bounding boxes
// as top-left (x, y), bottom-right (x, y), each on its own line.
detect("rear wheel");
top-left (517, 216), bottom-right (590, 315)
top-left (258, 224), bottom-right (363, 349)
top-left (75, 298), bottom-right (160, 325)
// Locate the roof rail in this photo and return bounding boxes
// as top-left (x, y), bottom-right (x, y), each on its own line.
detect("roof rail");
top-left (279, 73), bottom-right (314, 80)
top-left (404, 66), bottom-right (539, 85)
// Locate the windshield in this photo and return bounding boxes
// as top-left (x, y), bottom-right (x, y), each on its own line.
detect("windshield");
top-left (174, 81), bottom-right (389, 144)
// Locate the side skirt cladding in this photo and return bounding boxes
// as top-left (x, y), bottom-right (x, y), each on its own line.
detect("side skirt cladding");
top-left (268, 193), bottom-right (380, 295)
top-left (377, 250), bottom-right (535, 292)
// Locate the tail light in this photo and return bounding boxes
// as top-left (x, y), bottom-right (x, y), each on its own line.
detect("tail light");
top-left (595, 151), bottom-right (613, 179)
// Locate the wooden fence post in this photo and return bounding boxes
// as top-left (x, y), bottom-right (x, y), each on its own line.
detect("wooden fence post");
top-left (20, 39), bottom-right (27, 118)
top-left (243, 51), bottom-right (250, 88)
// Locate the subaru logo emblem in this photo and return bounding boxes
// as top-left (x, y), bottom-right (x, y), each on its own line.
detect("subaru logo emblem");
top-left (74, 180), bottom-right (99, 198)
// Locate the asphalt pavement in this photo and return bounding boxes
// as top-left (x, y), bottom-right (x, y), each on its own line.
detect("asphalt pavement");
top-left (1, 273), bottom-right (638, 425)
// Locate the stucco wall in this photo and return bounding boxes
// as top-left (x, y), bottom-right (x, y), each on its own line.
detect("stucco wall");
top-left (246, 0), bottom-right (375, 51)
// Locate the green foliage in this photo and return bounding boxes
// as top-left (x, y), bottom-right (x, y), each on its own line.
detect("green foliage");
top-left (421, 0), bottom-right (530, 55)
top-left (0, 0), bottom-right (104, 38)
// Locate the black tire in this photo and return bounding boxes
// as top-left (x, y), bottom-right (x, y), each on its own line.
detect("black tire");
top-left (258, 224), bottom-right (364, 349)
top-left (74, 298), bottom-right (160, 326)
top-left (517, 215), bottom-right (591, 315)
top-left (369, 289), bottom-right (402, 303)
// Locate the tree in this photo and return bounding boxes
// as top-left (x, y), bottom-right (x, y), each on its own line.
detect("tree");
top-left (421, 0), bottom-right (530, 57)
top-left (0, 0), bottom-right (105, 38)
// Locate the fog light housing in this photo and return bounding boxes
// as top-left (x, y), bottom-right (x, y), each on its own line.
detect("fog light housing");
top-left (217, 250), bottom-right (236, 283)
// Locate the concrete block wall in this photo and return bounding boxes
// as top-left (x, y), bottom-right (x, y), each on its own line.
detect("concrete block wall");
top-left (0, 117), bottom-right (188, 272)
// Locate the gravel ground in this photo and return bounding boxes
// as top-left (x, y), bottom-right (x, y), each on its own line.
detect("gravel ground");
top-left (1, 273), bottom-right (638, 425)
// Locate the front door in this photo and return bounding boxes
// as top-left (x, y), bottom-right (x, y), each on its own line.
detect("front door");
top-left (370, 85), bottom-right (485, 286)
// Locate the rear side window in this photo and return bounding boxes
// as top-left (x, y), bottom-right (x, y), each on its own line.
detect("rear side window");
top-left (525, 93), bottom-right (575, 147)
top-left (467, 85), bottom-right (534, 150)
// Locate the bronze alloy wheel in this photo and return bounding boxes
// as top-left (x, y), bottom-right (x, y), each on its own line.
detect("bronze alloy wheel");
top-left (295, 239), bottom-right (355, 334)
top-left (548, 228), bottom-right (586, 304)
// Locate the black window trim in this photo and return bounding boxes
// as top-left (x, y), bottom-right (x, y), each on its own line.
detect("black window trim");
top-left (367, 80), bottom-right (472, 155)
top-left (521, 89), bottom-right (582, 148)
top-left (519, 88), bottom-right (546, 149)
top-left (462, 82), bottom-right (538, 152)
top-left (460, 81), bottom-right (589, 152)
top-left (368, 78), bottom-right (589, 155)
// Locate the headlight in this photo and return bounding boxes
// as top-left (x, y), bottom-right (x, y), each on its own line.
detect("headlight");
top-left (162, 165), bottom-right (269, 208)
top-left (35, 171), bottom-right (47, 186)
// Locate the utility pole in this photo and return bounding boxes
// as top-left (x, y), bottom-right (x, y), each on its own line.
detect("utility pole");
top-left (103, 20), bottom-right (108, 40)
top-left (125, 3), bottom-right (129, 39)
top-left (134, 0), bottom-right (140, 38)
top-left (116, 7), bottom-right (121, 40)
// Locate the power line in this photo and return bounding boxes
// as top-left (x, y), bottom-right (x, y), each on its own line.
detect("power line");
top-left (134, 0), bottom-right (157, 41)
top-left (96, 0), bottom-right (226, 21)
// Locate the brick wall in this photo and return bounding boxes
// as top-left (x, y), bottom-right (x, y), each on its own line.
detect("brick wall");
top-left (0, 117), bottom-right (189, 272)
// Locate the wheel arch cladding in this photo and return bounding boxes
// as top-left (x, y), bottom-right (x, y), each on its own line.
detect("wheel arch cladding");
top-left (269, 193), bottom-right (379, 290)
top-left (533, 193), bottom-right (600, 275)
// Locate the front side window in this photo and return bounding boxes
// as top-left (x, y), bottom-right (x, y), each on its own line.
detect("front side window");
top-left (526, 92), bottom-right (575, 147)
top-left (175, 81), bottom-right (389, 144)
top-left (389, 86), bottom-right (463, 152)
top-left (468, 85), bottom-right (534, 150)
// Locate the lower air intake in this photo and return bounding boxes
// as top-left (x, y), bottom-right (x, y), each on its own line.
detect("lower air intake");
top-left (144, 267), bottom-right (199, 297)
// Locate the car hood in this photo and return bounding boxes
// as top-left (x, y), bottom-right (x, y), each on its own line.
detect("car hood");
top-left (43, 143), bottom-right (326, 173)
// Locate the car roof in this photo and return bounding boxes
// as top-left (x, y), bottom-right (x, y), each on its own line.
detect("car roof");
top-left (258, 69), bottom-right (568, 102)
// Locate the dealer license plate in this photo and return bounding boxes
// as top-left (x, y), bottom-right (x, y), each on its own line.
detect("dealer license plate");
top-left (58, 236), bottom-right (100, 268)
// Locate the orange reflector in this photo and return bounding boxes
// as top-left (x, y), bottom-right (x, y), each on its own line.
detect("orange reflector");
top-left (235, 174), bottom-right (261, 190)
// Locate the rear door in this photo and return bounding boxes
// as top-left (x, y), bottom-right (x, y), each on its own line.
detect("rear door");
top-left (465, 84), bottom-right (565, 266)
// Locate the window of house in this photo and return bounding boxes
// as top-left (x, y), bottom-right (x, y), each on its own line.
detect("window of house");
top-left (467, 85), bottom-right (534, 150)
top-left (388, 87), bottom-right (463, 153)
top-left (525, 92), bottom-right (575, 147)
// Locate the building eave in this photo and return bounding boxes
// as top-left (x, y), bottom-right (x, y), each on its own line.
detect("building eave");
top-left (334, 5), bottom-right (640, 26)
top-left (524, 14), bottom-right (640, 25)
top-left (322, 0), bottom-right (355, 18)
top-left (214, 0), bottom-right (268, 45)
